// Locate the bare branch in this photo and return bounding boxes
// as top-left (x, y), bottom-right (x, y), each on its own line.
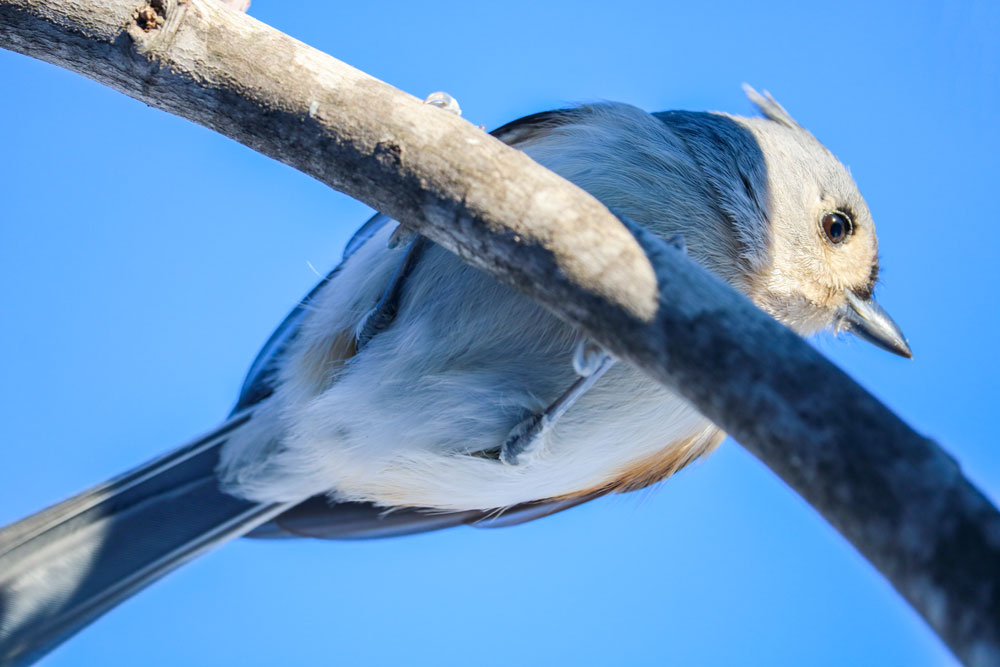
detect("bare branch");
top-left (1, 0), bottom-right (997, 663)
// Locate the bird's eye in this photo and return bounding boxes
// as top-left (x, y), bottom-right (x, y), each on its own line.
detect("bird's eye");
top-left (821, 211), bottom-right (853, 245)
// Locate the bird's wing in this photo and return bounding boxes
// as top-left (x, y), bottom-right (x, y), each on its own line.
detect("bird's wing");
top-left (232, 213), bottom-right (394, 413)
top-left (250, 492), bottom-right (599, 540)
top-left (245, 110), bottom-right (597, 540)
top-left (488, 108), bottom-right (577, 145)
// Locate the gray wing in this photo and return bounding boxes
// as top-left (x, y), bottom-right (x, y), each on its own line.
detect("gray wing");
top-left (233, 213), bottom-right (394, 412)
top-left (242, 111), bottom-right (594, 540)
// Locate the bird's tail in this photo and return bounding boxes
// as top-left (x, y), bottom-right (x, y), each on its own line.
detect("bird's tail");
top-left (0, 412), bottom-right (291, 666)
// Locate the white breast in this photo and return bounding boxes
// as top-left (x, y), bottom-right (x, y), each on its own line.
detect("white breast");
top-left (219, 222), bottom-right (722, 511)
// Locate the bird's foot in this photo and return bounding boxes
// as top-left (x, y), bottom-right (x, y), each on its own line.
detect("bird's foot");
top-left (500, 413), bottom-right (547, 465)
top-left (573, 339), bottom-right (610, 376)
top-left (500, 339), bottom-right (616, 465)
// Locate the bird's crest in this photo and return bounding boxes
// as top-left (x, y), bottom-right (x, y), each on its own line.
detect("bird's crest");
top-left (742, 84), bottom-right (800, 129)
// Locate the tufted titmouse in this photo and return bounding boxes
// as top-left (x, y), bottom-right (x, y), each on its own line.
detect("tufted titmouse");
top-left (0, 87), bottom-right (910, 663)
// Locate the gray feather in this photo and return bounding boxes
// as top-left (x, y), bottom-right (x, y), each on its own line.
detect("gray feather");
top-left (0, 414), bottom-right (285, 665)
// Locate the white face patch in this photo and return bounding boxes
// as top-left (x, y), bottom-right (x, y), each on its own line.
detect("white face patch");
top-left (729, 116), bottom-right (879, 325)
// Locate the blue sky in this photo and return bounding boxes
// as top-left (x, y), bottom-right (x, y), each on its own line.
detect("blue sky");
top-left (1, 0), bottom-right (997, 664)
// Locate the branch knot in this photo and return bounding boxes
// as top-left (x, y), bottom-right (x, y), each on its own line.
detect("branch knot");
top-left (134, 0), bottom-right (166, 31)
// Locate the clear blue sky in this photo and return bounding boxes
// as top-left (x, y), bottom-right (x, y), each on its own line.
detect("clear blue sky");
top-left (1, 0), bottom-right (997, 664)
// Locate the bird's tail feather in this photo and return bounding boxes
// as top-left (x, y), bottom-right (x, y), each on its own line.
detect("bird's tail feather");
top-left (0, 412), bottom-right (291, 666)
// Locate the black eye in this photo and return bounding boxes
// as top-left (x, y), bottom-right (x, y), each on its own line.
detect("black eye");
top-left (821, 211), bottom-right (853, 245)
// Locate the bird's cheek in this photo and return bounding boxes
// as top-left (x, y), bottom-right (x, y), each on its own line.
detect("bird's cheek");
top-left (763, 293), bottom-right (833, 336)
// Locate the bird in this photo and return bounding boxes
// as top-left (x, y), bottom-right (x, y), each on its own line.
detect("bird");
top-left (0, 86), bottom-right (911, 665)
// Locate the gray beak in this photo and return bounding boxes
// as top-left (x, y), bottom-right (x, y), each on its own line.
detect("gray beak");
top-left (840, 290), bottom-right (913, 359)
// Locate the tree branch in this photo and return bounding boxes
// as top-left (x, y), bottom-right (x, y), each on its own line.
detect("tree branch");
top-left (1, 0), bottom-right (997, 663)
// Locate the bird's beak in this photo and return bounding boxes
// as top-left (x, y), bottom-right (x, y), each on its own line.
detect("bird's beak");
top-left (839, 290), bottom-right (913, 358)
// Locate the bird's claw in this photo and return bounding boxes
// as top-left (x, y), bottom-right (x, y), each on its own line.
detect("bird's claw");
top-left (573, 339), bottom-right (609, 376)
top-left (500, 413), bottom-right (546, 465)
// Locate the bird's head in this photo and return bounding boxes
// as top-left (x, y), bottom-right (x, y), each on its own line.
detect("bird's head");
top-left (655, 88), bottom-right (911, 357)
top-left (513, 90), bottom-right (911, 358)
top-left (735, 87), bottom-right (910, 357)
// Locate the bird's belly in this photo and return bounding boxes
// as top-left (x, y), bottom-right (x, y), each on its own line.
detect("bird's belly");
top-left (239, 353), bottom-right (721, 510)
top-left (220, 239), bottom-right (722, 510)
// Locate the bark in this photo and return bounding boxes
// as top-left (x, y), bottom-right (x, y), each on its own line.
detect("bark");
top-left (1, 0), bottom-right (998, 663)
